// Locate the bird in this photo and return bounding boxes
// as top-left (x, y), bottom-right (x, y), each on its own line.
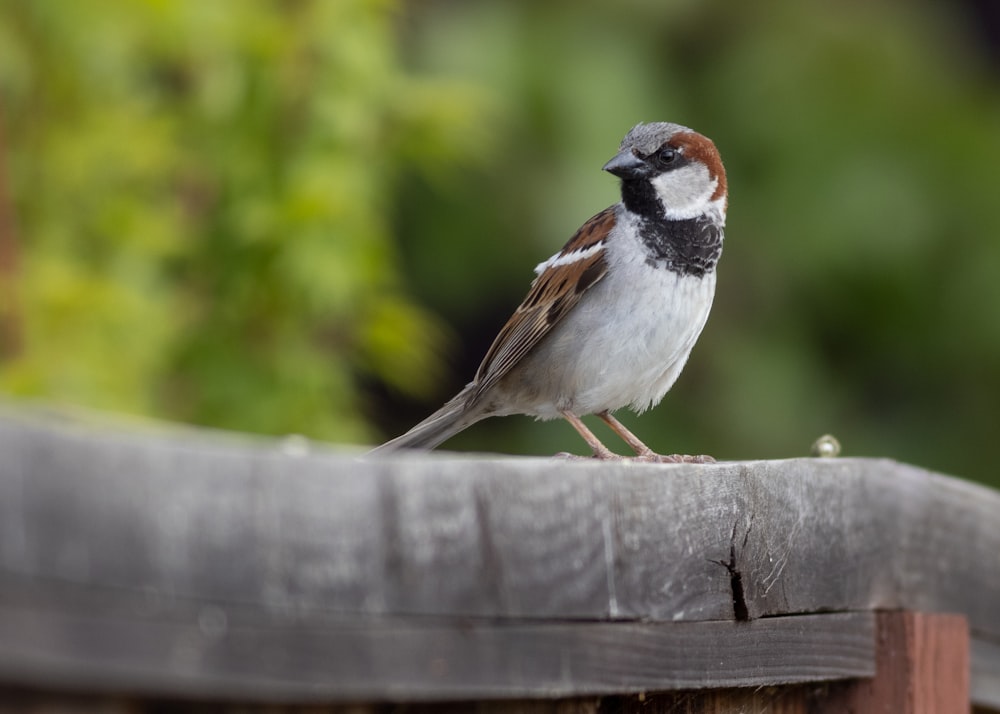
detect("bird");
top-left (371, 122), bottom-right (727, 461)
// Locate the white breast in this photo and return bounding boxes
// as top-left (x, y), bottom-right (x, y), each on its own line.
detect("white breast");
top-left (502, 210), bottom-right (718, 419)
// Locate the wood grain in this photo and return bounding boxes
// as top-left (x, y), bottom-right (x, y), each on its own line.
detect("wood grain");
top-left (821, 612), bottom-right (969, 713)
top-left (4, 417), bottom-right (1000, 628)
top-left (0, 578), bottom-right (873, 700)
top-left (0, 412), bottom-right (998, 706)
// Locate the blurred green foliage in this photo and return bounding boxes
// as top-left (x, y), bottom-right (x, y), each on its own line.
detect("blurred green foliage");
top-left (1, 0), bottom-right (998, 486)
top-left (0, 0), bottom-right (494, 441)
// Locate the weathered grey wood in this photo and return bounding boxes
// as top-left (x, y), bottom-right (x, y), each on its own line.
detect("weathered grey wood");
top-left (974, 638), bottom-right (1000, 709)
top-left (0, 692), bottom-right (607, 714)
top-left (3, 414), bottom-right (998, 626)
top-left (0, 575), bottom-right (874, 701)
top-left (1, 411), bottom-right (999, 705)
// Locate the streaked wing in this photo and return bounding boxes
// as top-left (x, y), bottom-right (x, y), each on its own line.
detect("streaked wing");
top-left (470, 207), bottom-right (617, 403)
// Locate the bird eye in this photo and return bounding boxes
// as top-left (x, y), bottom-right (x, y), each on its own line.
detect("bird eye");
top-left (657, 147), bottom-right (678, 165)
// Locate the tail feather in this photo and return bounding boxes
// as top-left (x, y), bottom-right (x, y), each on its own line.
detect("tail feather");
top-left (369, 388), bottom-right (482, 455)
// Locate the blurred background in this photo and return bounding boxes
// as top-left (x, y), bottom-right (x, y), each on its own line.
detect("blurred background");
top-left (0, 0), bottom-right (998, 486)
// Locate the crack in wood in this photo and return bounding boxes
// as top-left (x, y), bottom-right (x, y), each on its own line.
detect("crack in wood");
top-left (711, 516), bottom-right (754, 622)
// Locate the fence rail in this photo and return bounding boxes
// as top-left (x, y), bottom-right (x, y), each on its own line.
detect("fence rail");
top-left (0, 410), bottom-right (998, 711)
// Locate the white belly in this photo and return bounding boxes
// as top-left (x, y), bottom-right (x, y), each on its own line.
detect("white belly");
top-left (500, 233), bottom-right (717, 419)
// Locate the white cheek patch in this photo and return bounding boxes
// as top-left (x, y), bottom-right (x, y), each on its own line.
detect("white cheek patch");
top-left (534, 241), bottom-right (604, 275)
top-left (651, 164), bottom-right (718, 220)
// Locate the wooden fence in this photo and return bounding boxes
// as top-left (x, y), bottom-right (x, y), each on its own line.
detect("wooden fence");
top-left (0, 409), bottom-right (998, 712)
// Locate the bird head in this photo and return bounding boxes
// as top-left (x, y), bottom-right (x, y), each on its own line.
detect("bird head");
top-left (603, 122), bottom-right (727, 222)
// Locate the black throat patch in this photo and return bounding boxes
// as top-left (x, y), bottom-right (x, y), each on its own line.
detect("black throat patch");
top-left (639, 216), bottom-right (723, 278)
top-left (619, 178), bottom-right (723, 278)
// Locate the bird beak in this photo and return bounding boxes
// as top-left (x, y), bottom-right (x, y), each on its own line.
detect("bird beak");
top-left (602, 150), bottom-right (646, 179)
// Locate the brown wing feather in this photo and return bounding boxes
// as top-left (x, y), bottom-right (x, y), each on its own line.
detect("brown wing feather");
top-left (470, 207), bottom-right (616, 403)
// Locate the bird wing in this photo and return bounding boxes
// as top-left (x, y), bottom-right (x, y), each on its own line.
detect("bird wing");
top-left (470, 206), bottom-right (617, 404)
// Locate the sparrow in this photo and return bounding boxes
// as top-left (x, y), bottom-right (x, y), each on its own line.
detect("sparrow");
top-left (371, 122), bottom-right (727, 461)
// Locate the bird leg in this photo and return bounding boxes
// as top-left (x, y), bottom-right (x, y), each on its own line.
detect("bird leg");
top-left (596, 411), bottom-right (657, 458)
top-left (597, 411), bottom-right (716, 464)
top-left (559, 410), bottom-right (620, 460)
